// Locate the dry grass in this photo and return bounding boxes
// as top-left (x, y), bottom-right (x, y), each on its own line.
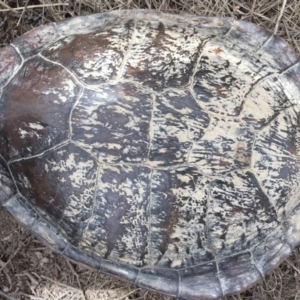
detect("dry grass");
top-left (0, 0), bottom-right (300, 299)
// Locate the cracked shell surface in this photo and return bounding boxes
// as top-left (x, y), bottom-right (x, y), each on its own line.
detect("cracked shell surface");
top-left (0, 9), bottom-right (300, 299)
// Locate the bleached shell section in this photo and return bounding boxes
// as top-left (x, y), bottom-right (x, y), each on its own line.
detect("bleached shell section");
top-left (252, 107), bottom-right (300, 219)
top-left (208, 170), bottom-right (278, 257)
top-left (122, 19), bottom-right (230, 91)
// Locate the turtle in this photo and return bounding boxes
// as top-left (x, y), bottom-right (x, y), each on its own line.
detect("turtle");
top-left (0, 9), bottom-right (300, 299)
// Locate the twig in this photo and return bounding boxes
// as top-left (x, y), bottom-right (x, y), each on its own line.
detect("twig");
top-left (286, 259), bottom-right (300, 274)
top-left (274, 0), bottom-right (287, 34)
top-left (119, 288), bottom-right (141, 299)
top-left (67, 260), bottom-right (87, 300)
top-left (40, 275), bottom-right (82, 291)
top-left (0, 1), bottom-right (18, 12)
top-left (17, 293), bottom-right (45, 300)
top-left (0, 3), bottom-right (69, 12)
top-left (16, 0), bottom-right (29, 27)
top-left (0, 245), bottom-right (21, 272)
top-left (0, 289), bottom-right (18, 300)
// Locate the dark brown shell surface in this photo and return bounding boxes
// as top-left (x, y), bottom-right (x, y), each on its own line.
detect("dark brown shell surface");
top-left (1, 9), bottom-right (300, 299)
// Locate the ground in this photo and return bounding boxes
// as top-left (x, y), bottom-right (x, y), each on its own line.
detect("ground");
top-left (1, 0), bottom-right (300, 299)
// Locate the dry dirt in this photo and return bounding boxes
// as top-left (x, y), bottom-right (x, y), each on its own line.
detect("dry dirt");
top-left (1, 0), bottom-right (300, 299)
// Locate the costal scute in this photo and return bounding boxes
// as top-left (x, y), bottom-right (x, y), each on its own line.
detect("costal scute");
top-left (0, 10), bottom-right (300, 299)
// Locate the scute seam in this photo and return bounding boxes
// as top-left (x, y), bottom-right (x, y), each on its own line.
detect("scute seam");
top-left (10, 43), bottom-right (25, 62)
top-left (38, 53), bottom-right (86, 89)
top-left (216, 259), bottom-right (225, 297)
top-left (147, 169), bottom-right (154, 266)
top-left (177, 269), bottom-right (182, 298)
top-left (80, 163), bottom-right (102, 243)
top-left (255, 34), bottom-right (274, 54)
top-left (279, 59), bottom-right (300, 74)
top-left (52, 22), bottom-right (64, 39)
top-left (8, 140), bottom-right (70, 164)
top-left (115, 20), bottom-right (136, 80)
top-left (205, 177), bottom-right (215, 256)
top-left (146, 95), bottom-right (156, 161)
top-left (223, 24), bottom-right (233, 36)
top-left (0, 153), bottom-right (21, 198)
top-left (133, 269), bottom-right (141, 285)
top-left (248, 168), bottom-right (280, 223)
top-left (0, 193), bottom-right (17, 206)
top-left (69, 87), bottom-right (84, 139)
top-left (249, 250), bottom-right (264, 278)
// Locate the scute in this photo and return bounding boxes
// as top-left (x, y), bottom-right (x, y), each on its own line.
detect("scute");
top-left (72, 82), bottom-right (153, 163)
top-left (1, 10), bottom-right (300, 300)
top-left (0, 57), bottom-right (80, 161)
top-left (149, 90), bottom-right (210, 167)
top-left (81, 163), bottom-right (151, 266)
top-left (150, 167), bottom-right (214, 269)
top-left (209, 170), bottom-right (278, 257)
top-left (9, 143), bottom-right (98, 244)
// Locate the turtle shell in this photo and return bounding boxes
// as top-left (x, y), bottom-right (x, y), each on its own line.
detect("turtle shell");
top-left (1, 9), bottom-right (300, 299)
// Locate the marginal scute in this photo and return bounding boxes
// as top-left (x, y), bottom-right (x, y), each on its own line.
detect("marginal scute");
top-left (136, 268), bottom-right (179, 297)
top-left (9, 144), bottom-right (98, 245)
top-left (0, 45), bottom-right (22, 88)
top-left (0, 156), bottom-right (15, 204)
top-left (179, 262), bottom-right (223, 299)
top-left (252, 227), bottom-right (291, 275)
top-left (3, 194), bottom-right (67, 252)
top-left (62, 244), bottom-right (102, 269)
top-left (218, 252), bottom-right (263, 295)
top-left (259, 35), bottom-right (299, 70)
top-left (72, 83), bottom-right (152, 163)
top-left (54, 12), bottom-right (115, 36)
top-left (230, 20), bottom-right (271, 51)
top-left (100, 260), bottom-right (139, 282)
top-left (279, 62), bottom-right (300, 106)
top-left (0, 57), bottom-right (80, 161)
top-left (12, 23), bottom-right (59, 59)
